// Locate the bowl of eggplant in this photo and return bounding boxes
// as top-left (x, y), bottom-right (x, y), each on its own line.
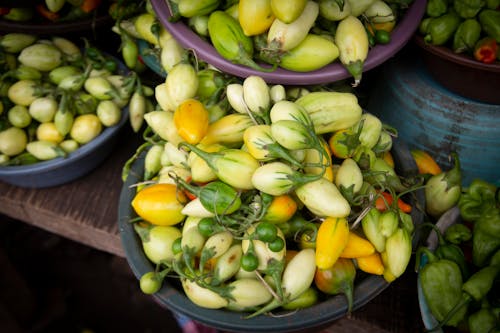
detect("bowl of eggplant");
top-left (150, 0), bottom-right (425, 86)
top-left (0, 34), bottom-right (135, 188)
top-left (118, 71), bottom-right (426, 332)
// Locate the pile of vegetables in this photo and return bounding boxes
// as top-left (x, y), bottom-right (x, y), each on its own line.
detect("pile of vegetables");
top-left (418, 0), bottom-right (500, 64)
top-left (162, 0), bottom-right (415, 86)
top-left (122, 58), bottom-right (425, 317)
top-left (416, 178), bottom-right (500, 332)
top-left (0, 33), bottom-right (152, 166)
top-left (0, 0), bottom-right (106, 23)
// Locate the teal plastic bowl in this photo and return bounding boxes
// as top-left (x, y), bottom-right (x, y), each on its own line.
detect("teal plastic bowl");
top-left (118, 138), bottom-right (425, 333)
top-left (138, 39), bottom-right (167, 78)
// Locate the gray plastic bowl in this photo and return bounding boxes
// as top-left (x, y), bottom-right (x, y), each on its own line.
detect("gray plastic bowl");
top-left (118, 138), bottom-right (425, 333)
top-left (150, 0), bottom-right (426, 85)
top-left (0, 108), bottom-right (129, 189)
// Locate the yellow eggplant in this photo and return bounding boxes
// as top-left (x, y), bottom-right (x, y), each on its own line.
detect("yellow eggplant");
top-left (347, 0), bottom-right (376, 16)
top-left (267, 1), bottom-right (319, 52)
top-left (279, 34), bottom-right (340, 72)
top-left (188, 143), bottom-right (225, 183)
top-left (239, 0), bottom-right (275, 36)
top-left (242, 75), bottom-right (271, 117)
top-left (270, 0), bottom-right (307, 23)
top-left (165, 63), bottom-right (199, 110)
top-left (335, 15), bottom-right (369, 86)
top-left (295, 91), bottom-right (362, 134)
top-left (144, 111), bottom-right (184, 146)
top-left (180, 143), bottom-right (260, 190)
top-left (295, 177), bottom-right (351, 218)
top-left (200, 113), bottom-right (254, 146)
top-left (318, 0), bottom-right (351, 21)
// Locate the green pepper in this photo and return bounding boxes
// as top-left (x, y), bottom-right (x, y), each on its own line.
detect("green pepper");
top-left (458, 178), bottom-right (497, 222)
top-left (453, 18), bottom-right (482, 53)
top-left (430, 264), bottom-right (500, 331)
top-left (424, 11), bottom-right (462, 46)
top-left (417, 248), bottom-right (467, 327)
top-left (435, 237), bottom-right (470, 279)
top-left (490, 248), bottom-right (500, 266)
top-left (419, 17), bottom-right (434, 35)
top-left (454, 0), bottom-right (485, 19)
top-left (426, 0), bottom-right (448, 17)
top-left (479, 9), bottom-right (500, 42)
top-left (423, 222), bottom-right (470, 278)
top-left (473, 206), bottom-right (500, 267)
top-left (468, 306), bottom-right (499, 333)
top-left (425, 153), bottom-right (462, 218)
top-left (486, 0), bottom-right (500, 8)
top-left (444, 223), bottom-right (472, 245)
top-left (462, 264), bottom-right (500, 301)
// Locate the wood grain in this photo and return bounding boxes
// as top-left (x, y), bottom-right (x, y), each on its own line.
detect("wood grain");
top-left (0, 127), bottom-right (142, 257)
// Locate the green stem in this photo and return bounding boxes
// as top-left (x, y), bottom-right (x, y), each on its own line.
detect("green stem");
top-left (178, 142), bottom-right (221, 172)
top-left (236, 44), bottom-right (278, 73)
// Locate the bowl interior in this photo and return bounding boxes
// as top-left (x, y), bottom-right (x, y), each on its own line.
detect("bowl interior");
top-left (118, 138), bottom-right (423, 333)
top-left (150, 0), bottom-right (426, 85)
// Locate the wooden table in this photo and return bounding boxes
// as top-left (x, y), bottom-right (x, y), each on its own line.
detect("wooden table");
top-left (0, 126), bottom-right (424, 333)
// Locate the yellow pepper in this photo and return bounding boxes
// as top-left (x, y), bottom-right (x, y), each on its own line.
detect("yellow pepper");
top-left (131, 183), bottom-right (187, 226)
top-left (315, 217), bottom-right (349, 269)
top-left (355, 252), bottom-right (384, 275)
top-left (340, 232), bottom-right (375, 258)
top-left (174, 99), bottom-right (209, 144)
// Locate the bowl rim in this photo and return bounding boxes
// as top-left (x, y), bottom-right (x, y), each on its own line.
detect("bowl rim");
top-left (0, 14), bottom-right (113, 34)
top-left (414, 35), bottom-right (500, 73)
top-left (150, 0), bottom-right (426, 85)
top-left (117, 138), bottom-right (425, 333)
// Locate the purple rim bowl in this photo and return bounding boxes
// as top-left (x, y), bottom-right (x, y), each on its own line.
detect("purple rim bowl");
top-left (151, 0), bottom-right (426, 84)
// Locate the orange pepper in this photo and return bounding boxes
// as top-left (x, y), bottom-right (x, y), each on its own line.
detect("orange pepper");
top-left (35, 4), bottom-right (59, 21)
top-left (410, 149), bottom-right (442, 176)
top-left (80, 0), bottom-right (103, 13)
top-left (262, 194), bottom-right (298, 224)
top-left (375, 191), bottom-right (412, 213)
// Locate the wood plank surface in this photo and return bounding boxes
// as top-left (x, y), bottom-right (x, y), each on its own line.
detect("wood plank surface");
top-left (0, 126), bottom-right (142, 257)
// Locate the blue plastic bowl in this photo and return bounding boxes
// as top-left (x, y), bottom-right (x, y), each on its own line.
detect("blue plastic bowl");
top-left (0, 106), bottom-right (129, 188)
top-left (118, 138), bottom-right (425, 333)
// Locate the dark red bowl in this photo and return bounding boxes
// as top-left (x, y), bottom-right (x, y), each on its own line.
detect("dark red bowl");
top-left (414, 35), bottom-right (500, 104)
top-left (151, 0), bottom-right (427, 85)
